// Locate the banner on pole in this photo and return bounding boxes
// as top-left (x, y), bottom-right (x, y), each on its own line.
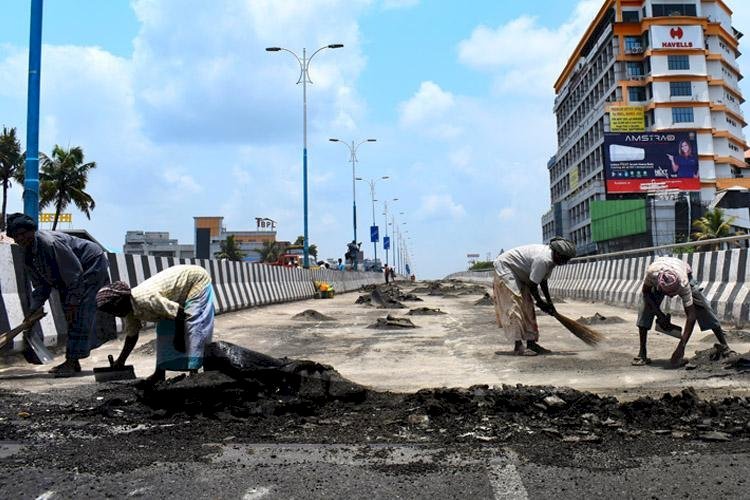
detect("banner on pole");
top-left (370, 225), bottom-right (379, 243)
top-left (383, 236), bottom-right (390, 250)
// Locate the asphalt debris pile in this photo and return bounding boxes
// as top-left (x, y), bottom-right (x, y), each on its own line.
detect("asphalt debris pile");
top-left (368, 314), bottom-right (418, 329)
top-left (576, 313), bottom-right (626, 325)
top-left (700, 329), bottom-right (750, 343)
top-left (355, 284), bottom-right (422, 308)
top-left (412, 280), bottom-right (487, 297)
top-left (685, 344), bottom-right (750, 372)
top-left (407, 307), bottom-right (446, 316)
top-left (292, 309), bottom-right (336, 322)
top-left (474, 293), bottom-right (495, 306)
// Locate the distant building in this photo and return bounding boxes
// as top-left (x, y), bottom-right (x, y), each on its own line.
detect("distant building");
top-left (123, 231), bottom-right (194, 259)
top-left (193, 216), bottom-right (277, 261)
top-left (542, 0), bottom-right (748, 254)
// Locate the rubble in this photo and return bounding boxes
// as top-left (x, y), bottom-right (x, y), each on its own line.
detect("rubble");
top-left (368, 315), bottom-right (418, 329)
top-left (684, 344), bottom-right (746, 372)
top-left (407, 307), bottom-right (446, 316)
top-left (576, 313), bottom-right (625, 325)
top-left (412, 280), bottom-right (487, 297)
top-left (292, 310), bottom-right (336, 321)
top-left (474, 293), bottom-right (494, 306)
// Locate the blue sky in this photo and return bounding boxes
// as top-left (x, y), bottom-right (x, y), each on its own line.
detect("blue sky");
top-left (1, 0), bottom-right (749, 278)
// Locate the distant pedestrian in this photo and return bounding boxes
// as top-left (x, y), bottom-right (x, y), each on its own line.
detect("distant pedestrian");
top-left (389, 267), bottom-right (396, 282)
top-left (384, 264), bottom-right (390, 284)
top-left (492, 237), bottom-right (576, 356)
top-left (337, 258), bottom-right (345, 271)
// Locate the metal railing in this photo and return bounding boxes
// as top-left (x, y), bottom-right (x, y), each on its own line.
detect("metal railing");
top-left (572, 234), bottom-right (750, 262)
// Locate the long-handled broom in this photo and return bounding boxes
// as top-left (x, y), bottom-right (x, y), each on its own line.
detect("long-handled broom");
top-left (551, 311), bottom-right (605, 346)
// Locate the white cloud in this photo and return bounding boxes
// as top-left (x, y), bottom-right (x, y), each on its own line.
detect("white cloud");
top-left (382, 0), bottom-right (419, 9)
top-left (398, 81), bottom-right (461, 138)
top-left (457, 0), bottom-right (601, 95)
top-left (417, 193), bottom-right (465, 220)
top-left (162, 168), bottom-right (202, 194)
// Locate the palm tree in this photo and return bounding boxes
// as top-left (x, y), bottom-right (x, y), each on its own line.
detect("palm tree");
top-left (692, 208), bottom-right (737, 249)
top-left (35, 145), bottom-right (97, 230)
top-left (293, 235), bottom-right (318, 258)
top-left (0, 127), bottom-right (24, 231)
top-left (214, 235), bottom-right (245, 261)
top-left (257, 241), bottom-right (281, 263)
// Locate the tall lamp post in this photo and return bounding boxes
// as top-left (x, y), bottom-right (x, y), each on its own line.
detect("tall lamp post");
top-left (356, 176), bottom-right (389, 264)
top-left (329, 137), bottom-right (376, 270)
top-left (24, 0), bottom-right (44, 221)
top-left (266, 43), bottom-right (344, 268)
top-left (383, 198), bottom-right (398, 266)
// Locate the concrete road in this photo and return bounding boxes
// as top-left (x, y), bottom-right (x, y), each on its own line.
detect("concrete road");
top-left (1, 281), bottom-right (747, 399)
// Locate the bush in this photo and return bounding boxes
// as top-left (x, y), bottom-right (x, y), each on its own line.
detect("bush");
top-left (469, 261), bottom-right (494, 271)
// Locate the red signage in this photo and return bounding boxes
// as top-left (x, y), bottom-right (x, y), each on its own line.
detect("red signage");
top-left (606, 178), bottom-right (701, 193)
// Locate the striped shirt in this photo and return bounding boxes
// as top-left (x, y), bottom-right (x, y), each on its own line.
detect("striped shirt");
top-left (643, 257), bottom-right (693, 307)
top-left (123, 265), bottom-right (212, 337)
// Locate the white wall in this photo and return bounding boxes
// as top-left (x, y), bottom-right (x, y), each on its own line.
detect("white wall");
top-left (653, 106), bottom-right (711, 128)
top-left (650, 54), bottom-right (707, 76)
top-left (711, 110), bottom-right (744, 137)
top-left (652, 80), bottom-right (709, 101)
top-left (701, 1), bottom-right (732, 32)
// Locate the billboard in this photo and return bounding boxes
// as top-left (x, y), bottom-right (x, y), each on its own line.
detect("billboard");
top-left (603, 132), bottom-right (700, 193)
top-left (650, 25), bottom-right (703, 50)
top-left (609, 106), bottom-right (645, 132)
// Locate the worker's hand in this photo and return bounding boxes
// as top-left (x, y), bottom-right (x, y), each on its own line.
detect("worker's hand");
top-left (112, 357), bottom-right (126, 369)
top-left (536, 301), bottom-right (554, 315)
top-left (656, 313), bottom-right (672, 330)
top-left (23, 308), bottom-right (42, 325)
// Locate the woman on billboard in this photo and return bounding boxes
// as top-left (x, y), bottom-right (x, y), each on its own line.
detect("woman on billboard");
top-left (666, 139), bottom-right (698, 178)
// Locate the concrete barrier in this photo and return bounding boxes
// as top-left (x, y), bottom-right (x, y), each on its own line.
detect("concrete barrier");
top-left (447, 248), bottom-right (750, 327)
top-left (0, 249), bottom-right (382, 353)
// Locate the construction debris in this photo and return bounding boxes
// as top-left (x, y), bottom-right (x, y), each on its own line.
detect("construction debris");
top-left (292, 310), bottom-right (336, 321)
top-left (407, 307), bottom-right (446, 316)
top-left (368, 315), bottom-right (418, 329)
top-left (412, 280), bottom-right (487, 297)
top-left (575, 313), bottom-right (625, 325)
top-left (474, 293), bottom-right (494, 306)
top-left (684, 344), bottom-right (746, 372)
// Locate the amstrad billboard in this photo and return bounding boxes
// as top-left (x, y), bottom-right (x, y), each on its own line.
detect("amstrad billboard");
top-left (603, 132), bottom-right (701, 194)
top-left (650, 25), bottom-right (704, 50)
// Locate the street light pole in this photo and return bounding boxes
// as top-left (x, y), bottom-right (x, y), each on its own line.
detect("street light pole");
top-left (356, 176), bottom-right (388, 264)
top-left (266, 43), bottom-right (343, 268)
top-left (330, 138), bottom-right (376, 271)
top-left (383, 198), bottom-right (398, 266)
top-left (24, 0), bottom-right (43, 221)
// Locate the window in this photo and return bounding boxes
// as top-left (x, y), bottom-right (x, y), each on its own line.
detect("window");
top-left (652, 4), bottom-right (697, 17)
top-left (668, 55), bottom-right (690, 70)
top-left (672, 107), bottom-right (694, 123)
top-left (629, 86), bottom-right (646, 101)
top-left (624, 36), bottom-right (644, 53)
top-left (627, 61), bottom-right (645, 77)
top-left (670, 81), bottom-right (692, 96)
top-left (622, 10), bottom-right (640, 22)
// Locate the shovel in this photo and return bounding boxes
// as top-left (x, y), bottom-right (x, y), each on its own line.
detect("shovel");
top-left (93, 354), bottom-right (135, 382)
top-left (0, 309), bottom-right (54, 364)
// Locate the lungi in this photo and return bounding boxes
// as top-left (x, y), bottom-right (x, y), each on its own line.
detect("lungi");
top-left (637, 279), bottom-right (721, 332)
top-left (156, 284), bottom-right (215, 371)
top-left (492, 263), bottom-right (539, 342)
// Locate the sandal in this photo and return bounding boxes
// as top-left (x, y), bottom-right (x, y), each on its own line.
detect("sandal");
top-left (631, 357), bottom-right (651, 366)
top-left (49, 360), bottom-right (82, 378)
top-left (527, 343), bottom-right (552, 355)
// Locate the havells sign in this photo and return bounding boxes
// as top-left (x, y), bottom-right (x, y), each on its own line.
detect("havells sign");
top-left (650, 25), bottom-right (703, 50)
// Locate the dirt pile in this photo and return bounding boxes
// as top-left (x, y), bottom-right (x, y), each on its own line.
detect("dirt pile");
top-left (368, 315), bottom-right (418, 329)
top-left (685, 344), bottom-right (750, 372)
top-left (292, 310), bottom-right (336, 321)
top-left (355, 284), bottom-right (421, 309)
top-left (576, 313), bottom-right (626, 325)
top-left (700, 330), bottom-right (750, 343)
top-left (474, 293), bottom-right (494, 306)
top-left (407, 307), bottom-right (446, 316)
top-left (413, 280), bottom-right (487, 297)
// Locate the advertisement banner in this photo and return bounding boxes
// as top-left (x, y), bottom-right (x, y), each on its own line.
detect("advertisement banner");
top-left (609, 106), bottom-right (645, 132)
top-left (370, 225), bottom-right (379, 243)
top-left (603, 132), bottom-right (700, 193)
top-left (650, 25), bottom-right (703, 50)
top-left (383, 236), bottom-right (390, 250)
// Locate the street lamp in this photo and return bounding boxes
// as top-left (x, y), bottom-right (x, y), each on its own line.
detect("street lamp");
top-left (266, 43), bottom-right (343, 268)
top-left (329, 137), bottom-right (376, 271)
top-left (356, 176), bottom-right (389, 264)
top-left (383, 198), bottom-right (398, 266)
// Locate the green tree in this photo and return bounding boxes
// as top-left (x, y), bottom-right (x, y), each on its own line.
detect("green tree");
top-left (692, 208), bottom-right (737, 249)
top-left (293, 235), bottom-right (317, 258)
top-left (214, 235), bottom-right (245, 261)
top-left (469, 260), bottom-right (494, 271)
top-left (24, 145), bottom-right (97, 230)
top-left (0, 127), bottom-right (24, 232)
top-left (257, 240), bottom-right (281, 263)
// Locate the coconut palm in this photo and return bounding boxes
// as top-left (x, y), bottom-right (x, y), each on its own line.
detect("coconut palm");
top-left (36, 145), bottom-right (97, 230)
top-left (692, 208), bottom-right (737, 249)
top-left (214, 235), bottom-right (245, 261)
top-left (257, 241), bottom-right (281, 263)
top-left (293, 235), bottom-right (318, 258)
top-left (0, 127), bottom-right (24, 231)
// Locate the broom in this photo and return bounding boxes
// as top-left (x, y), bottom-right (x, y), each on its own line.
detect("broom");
top-left (551, 311), bottom-right (605, 346)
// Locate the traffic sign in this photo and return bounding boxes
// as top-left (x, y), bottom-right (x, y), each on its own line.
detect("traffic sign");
top-left (383, 236), bottom-right (390, 250)
top-left (370, 225), bottom-right (379, 243)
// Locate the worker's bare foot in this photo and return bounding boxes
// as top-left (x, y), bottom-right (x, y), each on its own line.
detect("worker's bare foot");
top-left (527, 341), bottom-right (552, 355)
top-left (511, 347), bottom-right (537, 356)
top-left (49, 359), bottom-right (81, 378)
top-left (631, 356), bottom-right (651, 366)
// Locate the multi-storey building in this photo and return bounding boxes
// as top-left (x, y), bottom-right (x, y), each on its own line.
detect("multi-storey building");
top-left (542, 0), bottom-right (747, 254)
top-left (193, 216), bottom-right (278, 261)
top-left (123, 230), bottom-right (194, 259)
